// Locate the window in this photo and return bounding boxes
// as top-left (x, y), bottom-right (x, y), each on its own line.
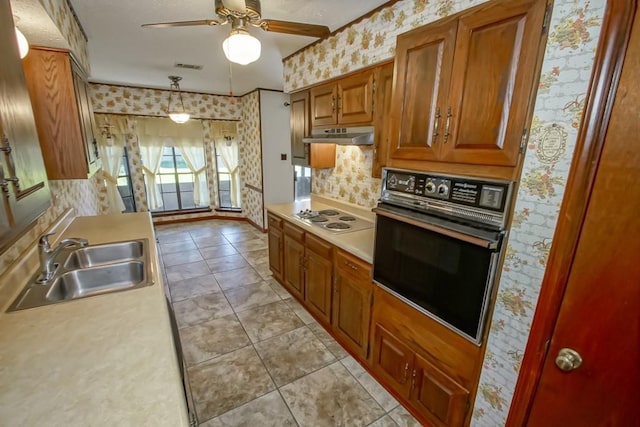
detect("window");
top-left (152, 146), bottom-right (207, 212)
top-left (214, 136), bottom-right (241, 209)
top-left (216, 151), bottom-right (233, 208)
top-left (117, 147), bottom-right (136, 212)
top-left (294, 165), bottom-right (311, 201)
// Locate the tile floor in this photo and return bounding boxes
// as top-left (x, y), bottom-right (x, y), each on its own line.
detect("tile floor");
top-left (156, 220), bottom-right (421, 427)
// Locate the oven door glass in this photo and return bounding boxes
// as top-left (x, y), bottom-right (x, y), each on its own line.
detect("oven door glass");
top-left (373, 214), bottom-right (499, 342)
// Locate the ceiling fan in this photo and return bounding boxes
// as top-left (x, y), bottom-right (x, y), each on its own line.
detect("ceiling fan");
top-left (142, 0), bottom-right (331, 65)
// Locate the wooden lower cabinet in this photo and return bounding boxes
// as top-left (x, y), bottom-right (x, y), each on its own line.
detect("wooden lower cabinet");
top-left (283, 231), bottom-right (305, 300)
top-left (371, 324), bottom-right (414, 396)
top-left (332, 250), bottom-right (373, 358)
top-left (304, 234), bottom-right (333, 323)
top-left (267, 228), bottom-right (284, 283)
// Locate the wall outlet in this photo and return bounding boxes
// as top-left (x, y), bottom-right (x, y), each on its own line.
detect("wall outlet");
top-left (281, 154), bottom-right (287, 160)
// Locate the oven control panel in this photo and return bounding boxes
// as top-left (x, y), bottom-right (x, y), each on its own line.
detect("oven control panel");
top-left (381, 168), bottom-right (513, 226)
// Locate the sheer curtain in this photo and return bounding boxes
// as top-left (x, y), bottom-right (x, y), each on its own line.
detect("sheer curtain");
top-left (178, 141), bottom-right (209, 206)
top-left (96, 114), bottom-right (126, 214)
top-left (215, 140), bottom-right (240, 207)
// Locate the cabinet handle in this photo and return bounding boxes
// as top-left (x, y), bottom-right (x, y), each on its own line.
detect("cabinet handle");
top-left (432, 107), bottom-right (441, 140)
top-left (331, 95), bottom-right (336, 112)
top-left (0, 139), bottom-right (20, 189)
top-left (443, 107), bottom-right (452, 143)
top-left (343, 260), bottom-right (358, 271)
top-left (337, 95), bottom-right (342, 112)
top-left (402, 362), bottom-right (410, 383)
top-left (410, 369), bottom-right (417, 390)
top-left (92, 138), bottom-right (99, 159)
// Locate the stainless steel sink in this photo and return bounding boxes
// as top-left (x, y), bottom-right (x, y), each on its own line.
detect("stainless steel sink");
top-left (47, 261), bottom-right (146, 302)
top-left (64, 241), bottom-right (144, 269)
top-left (8, 239), bottom-right (153, 311)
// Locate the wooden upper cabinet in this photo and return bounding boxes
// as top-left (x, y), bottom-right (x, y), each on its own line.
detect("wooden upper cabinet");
top-left (310, 83), bottom-right (337, 127)
top-left (389, 18), bottom-right (457, 162)
top-left (310, 69), bottom-right (375, 128)
top-left (0, 0), bottom-right (51, 253)
top-left (387, 0), bottom-right (548, 176)
top-left (290, 90), bottom-right (310, 166)
top-left (442, 0), bottom-right (548, 166)
top-left (23, 47), bottom-right (100, 180)
top-left (372, 62), bottom-right (394, 178)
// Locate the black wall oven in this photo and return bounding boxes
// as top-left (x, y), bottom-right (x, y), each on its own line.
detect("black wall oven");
top-left (373, 168), bottom-right (512, 345)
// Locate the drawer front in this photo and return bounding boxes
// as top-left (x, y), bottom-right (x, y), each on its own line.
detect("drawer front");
top-left (306, 233), bottom-right (332, 259)
top-left (268, 213), bottom-right (283, 230)
top-left (284, 222), bottom-right (305, 242)
top-left (336, 250), bottom-right (371, 280)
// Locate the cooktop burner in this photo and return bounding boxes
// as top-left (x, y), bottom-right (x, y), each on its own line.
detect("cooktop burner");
top-left (293, 208), bottom-right (372, 233)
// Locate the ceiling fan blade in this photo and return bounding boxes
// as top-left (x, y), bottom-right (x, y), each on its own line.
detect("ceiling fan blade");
top-left (141, 19), bottom-right (220, 28)
top-left (260, 19), bottom-right (330, 38)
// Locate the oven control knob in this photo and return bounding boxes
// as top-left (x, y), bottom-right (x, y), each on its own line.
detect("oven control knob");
top-left (437, 183), bottom-right (449, 196)
top-left (425, 182), bottom-right (436, 193)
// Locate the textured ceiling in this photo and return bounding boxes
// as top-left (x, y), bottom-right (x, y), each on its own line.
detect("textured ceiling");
top-left (63, 0), bottom-right (390, 95)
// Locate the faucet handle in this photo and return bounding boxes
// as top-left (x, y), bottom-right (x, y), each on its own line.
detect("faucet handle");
top-left (38, 232), bottom-right (56, 249)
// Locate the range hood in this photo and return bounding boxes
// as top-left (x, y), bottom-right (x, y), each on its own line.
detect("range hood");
top-left (303, 126), bottom-right (374, 145)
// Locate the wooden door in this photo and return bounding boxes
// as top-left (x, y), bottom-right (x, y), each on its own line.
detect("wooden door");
top-left (332, 267), bottom-right (373, 358)
top-left (388, 18), bottom-right (457, 162)
top-left (371, 324), bottom-right (414, 397)
top-left (304, 236), bottom-right (333, 324)
top-left (290, 91), bottom-right (309, 166)
top-left (410, 353), bottom-right (469, 427)
top-left (337, 70), bottom-right (374, 125)
top-left (441, 0), bottom-right (547, 166)
top-left (523, 6), bottom-right (640, 424)
top-left (310, 83), bottom-right (337, 127)
top-left (372, 62), bottom-right (394, 178)
top-left (267, 226), bottom-right (283, 282)
top-left (283, 233), bottom-right (305, 299)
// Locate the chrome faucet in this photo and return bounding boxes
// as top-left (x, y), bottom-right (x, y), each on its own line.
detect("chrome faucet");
top-left (38, 232), bottom-right (89, 282)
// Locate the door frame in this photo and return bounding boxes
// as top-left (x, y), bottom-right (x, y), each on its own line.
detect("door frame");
top-left (506, 1), bottom-right (638, 425)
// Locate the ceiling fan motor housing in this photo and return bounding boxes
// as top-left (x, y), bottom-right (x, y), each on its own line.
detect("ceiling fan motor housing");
top-left (215, 0), bottom-right (262, 21)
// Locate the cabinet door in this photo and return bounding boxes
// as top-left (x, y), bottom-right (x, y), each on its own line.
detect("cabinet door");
top-left (304, 237), bottom-right (333, 323)
top-left (371, 324), bottom-right (415, 397)
top-left (388, 18), bottom-right (457, 162)
top-left (332, 267), bottom-right (373, 358)
top-left (268, 227), bottom-right (284, 282)
top-left (337, 71), bottom-right (374, 125)
top-left (283, 234), bottom-right (305, 299)
top-left (0, 0), bottom-right (50, 252)
top-left (441, 0), bottom-right (547, 166)
top-left (372, 62), bottom-right (394, 178)
top-left (290, 91), bottom-right (310, 166)
top-left (72, 63), bottom-right (99, 169)
top-left (310, 83), bottom-right (337, 127)
top-left (410, 353), bottom-right (469, 427)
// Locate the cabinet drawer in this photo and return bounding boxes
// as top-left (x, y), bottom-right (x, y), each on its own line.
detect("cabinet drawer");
top-left (284, 222), bottom-right (305, 242)
top-left (268, 213), bottom-right (283, 230)
top-left (336, 250), bottom-right (371, 280)
top-left (306, 233), bottom-right (332, 259)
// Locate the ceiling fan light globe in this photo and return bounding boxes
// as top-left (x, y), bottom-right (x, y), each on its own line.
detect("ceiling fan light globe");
top-left (169, 112), bottom-right (190, 123)
top-left (222, 29), bottom-right (261, 65)
top-left (15, 27), bottom-right (29, 59)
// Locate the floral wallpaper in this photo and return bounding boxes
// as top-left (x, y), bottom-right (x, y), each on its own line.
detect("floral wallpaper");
top-left (312, 146), bottom-right (381, 208)
top-left (283, 0), bottom-right (607, 425)
top-left (38, 0), bottom-right (91, 73)
top-left (89, 83), bottom-right (241, 121)
top-left (0, 174), bottom-right (103, 277)
top-left (238, 90), bottom-right (264, 229)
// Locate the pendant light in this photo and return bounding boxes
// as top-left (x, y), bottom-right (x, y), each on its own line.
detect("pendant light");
top-left (222, 19), bottom-right (261, 65)
top-left (166, 76), bottom-right (190, 123)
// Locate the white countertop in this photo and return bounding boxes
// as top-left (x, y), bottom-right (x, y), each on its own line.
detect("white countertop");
top-left (0, 213), bottom-right (189, 426)
top-left (267, 196), bottom-right (376, 263)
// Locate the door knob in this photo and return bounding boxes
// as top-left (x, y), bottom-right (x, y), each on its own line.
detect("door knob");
top-left (555, 348), bottom-right (583, 372)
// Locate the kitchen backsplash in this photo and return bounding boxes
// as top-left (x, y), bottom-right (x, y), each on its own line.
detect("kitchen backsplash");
top-left (312, 146), bottom-right (381, 209)
top-left (0, 174), bottom-right (103, 277)
top-left (284, 0), bottom-right (607, 425)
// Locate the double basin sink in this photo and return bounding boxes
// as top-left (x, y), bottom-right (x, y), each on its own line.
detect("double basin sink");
top-left (8, 240), bottom-right (153, 311)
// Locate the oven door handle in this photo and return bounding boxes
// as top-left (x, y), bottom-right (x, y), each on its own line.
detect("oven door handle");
top-left (373, 207), bottom-right (499, 249)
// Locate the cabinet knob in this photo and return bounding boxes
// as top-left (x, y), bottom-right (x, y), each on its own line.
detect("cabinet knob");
top-left (555, 348), bottom-right (583, 372)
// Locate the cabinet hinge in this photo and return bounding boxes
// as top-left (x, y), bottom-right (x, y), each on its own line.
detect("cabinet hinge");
top-left (542, 4), bottom-right (552, 35)
top-left (520, 128), bottom-right (528, 154)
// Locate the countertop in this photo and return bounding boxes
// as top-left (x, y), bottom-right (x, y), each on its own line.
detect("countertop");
top-left (266, 195), bottom-right (376, 263)
top-left (0, 213), bottom-right (189, 426)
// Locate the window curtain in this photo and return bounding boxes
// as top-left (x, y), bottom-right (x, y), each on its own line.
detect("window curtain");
top-left (95, 114), bottom-right (126, 214)
top-left (213, 122), bottom-right (240, 208)
top-left (178, 142), bottom-right (209, 206)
